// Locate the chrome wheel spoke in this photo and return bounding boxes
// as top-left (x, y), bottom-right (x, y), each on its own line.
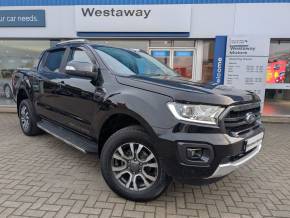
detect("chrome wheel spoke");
top-left (132, 175), bottom-right (138, 191)
top-left (136, 144), bottom-right (143, 155)
top-left (117, 146), bottom-right (131, 160)
top-left (144, 153), bottom-right (155, 163)
top-left (113, 153), bottom-right (127, 163)
top-left (142, 169), bottom-right (157, 182)
top-left (112, 164), bottom-right (127, 172)
top-left (143, 163), bottom-right (158, 168)
top-left (115, 170), bottom-right (130, 179)
top-left (136, 144), bottom-right (144, 162)
top-left (138, 174), bottom-right (150, 188)
top-left (125, 173), bottom-right (133, 188)
top-left (129, 143), bottom-right (135, 158)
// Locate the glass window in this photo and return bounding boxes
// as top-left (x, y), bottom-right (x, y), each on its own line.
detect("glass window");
top-left (263, 40), bottom-right (290, 116)
top-left (201, 40), bottom-right (214, 83)
top-left (264, 89), bottom-right (290, 116)
top-left (173, 51), bottom-right (193, 78)
top-left (42, 49), bottom-right (65, 72)
top-left (150, 50), bottom-right (170, 66)
top-left (0, 40), bottom-right (50, 106)
top-left (68, 48), bottom-right (92, 63)
top-left (94, 45), bottom-right (178, 77)
top-left (267, 41), bottom-right (290, 84)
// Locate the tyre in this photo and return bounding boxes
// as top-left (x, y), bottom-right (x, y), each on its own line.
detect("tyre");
top-left (4, 85), bottom-right (12, 99)
top-left (19, 99), bottom-right (42, 136)
top-left (100, 125), bottom-right (171, 201)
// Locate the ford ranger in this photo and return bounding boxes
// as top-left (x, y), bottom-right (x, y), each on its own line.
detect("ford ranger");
top-left (12, 40), bottom-right (264, 201)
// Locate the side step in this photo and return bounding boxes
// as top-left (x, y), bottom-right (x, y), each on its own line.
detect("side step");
top-left (37, 119), bottom-right (98, 154)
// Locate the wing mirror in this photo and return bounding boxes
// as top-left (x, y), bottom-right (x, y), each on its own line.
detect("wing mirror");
top-left (65, 61), bottom-right (98, 79)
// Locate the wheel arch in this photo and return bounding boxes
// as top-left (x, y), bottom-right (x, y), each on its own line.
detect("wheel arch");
top-left (97, 110), bottom-right (157, 155)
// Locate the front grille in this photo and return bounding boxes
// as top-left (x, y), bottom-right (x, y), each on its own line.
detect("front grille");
top-left (223, 102), bottom-right (261, 137)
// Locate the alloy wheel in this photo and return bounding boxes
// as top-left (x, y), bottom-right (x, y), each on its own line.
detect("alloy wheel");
top-left (111, 142), bottom-right (159, 191)
top-left (20, 105), bottom-right (30, 131)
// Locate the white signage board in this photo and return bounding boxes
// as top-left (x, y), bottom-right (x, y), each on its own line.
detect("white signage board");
top-left (224, 36), bottom-right (270, 107)
top-left (75, 5), bottom-right (191, 32)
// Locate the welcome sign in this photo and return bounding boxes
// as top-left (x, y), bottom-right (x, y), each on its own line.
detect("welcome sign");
top-left (75, 5), bottom-right (191, 33)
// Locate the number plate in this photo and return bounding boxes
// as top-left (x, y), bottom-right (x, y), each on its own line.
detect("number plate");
top-left (245, 132), bottom-right (264, 152)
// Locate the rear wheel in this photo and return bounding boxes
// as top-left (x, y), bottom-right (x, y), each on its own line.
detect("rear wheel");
top-left (100, 126), bottom-right (171, 201)
top-left (19, 99), bottom-right (42, 136)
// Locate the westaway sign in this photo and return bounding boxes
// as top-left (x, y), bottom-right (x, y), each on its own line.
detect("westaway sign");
top-left (75, 5), bottom-right (191, 33)
top-left (81, 8), bottom-right (151, 19)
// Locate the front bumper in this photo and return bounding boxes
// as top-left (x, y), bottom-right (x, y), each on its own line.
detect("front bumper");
top-left (153, 126), bottom-right (264, 183)
top-left (208, 138), bottom-right (262, 178)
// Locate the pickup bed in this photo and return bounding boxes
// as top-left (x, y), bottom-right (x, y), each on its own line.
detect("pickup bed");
top-left (13, 40), bottom-right (264, 201)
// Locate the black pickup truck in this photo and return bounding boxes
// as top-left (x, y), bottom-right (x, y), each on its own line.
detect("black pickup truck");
top-left (12, 40), bottom-right (264, 201)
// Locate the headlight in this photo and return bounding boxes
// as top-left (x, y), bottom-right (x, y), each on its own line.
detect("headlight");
top-left (167, 102), bottom-right (224, 125)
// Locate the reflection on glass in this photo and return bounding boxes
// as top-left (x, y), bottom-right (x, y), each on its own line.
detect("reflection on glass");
top-left (263, 89), bottom-right (290, 116)
top-left (173, 51), bottom-right (193, 78)
top-left (202, 40), bottom-right (214, 82)
top-left (0, 40), bottom-right (50, 105)
top-left (264, 40), bottom-right (290, 116)
top-left (91, 40), bottom-right (148, 51)
top-left (150, 50), bottom-right (170, 67)
top-left (267, 41), bottom-right (290, 84)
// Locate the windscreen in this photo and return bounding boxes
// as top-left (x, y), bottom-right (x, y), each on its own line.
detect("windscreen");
top-left (93, 45), bottom-right (179, 77)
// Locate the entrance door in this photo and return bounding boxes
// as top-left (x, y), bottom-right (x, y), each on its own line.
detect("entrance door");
top-left (150, 50), bottom-right (170, 67)
top-left (149, 48), bottom-right (196, 79)
top-left (173, 50), bottom-right (194, 78)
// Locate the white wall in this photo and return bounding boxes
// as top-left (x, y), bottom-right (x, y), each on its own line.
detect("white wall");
top-left (190, 3), bottom-right (290, 38)
top-left (234, 3), bottom-right (290, 38)
top-left (190, 4), bottom-right (236, 38)
top-left (1, 3), bottom-right (290, 39)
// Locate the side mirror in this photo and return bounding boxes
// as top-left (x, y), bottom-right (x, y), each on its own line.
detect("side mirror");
top-left (65, 61), bottom-right (98, 79)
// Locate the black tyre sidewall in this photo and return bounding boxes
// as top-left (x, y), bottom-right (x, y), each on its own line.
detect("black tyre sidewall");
top-left (100, 126), bottom-right (170, 202)
top-left (19, 99), bottom-right (41, 136)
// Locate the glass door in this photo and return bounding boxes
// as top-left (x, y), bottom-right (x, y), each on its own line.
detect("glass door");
top-left (149, 48), bottom-right (196, 80)
top-left (150, 50), bottom-right (170, 67)
top-left (173, 50), bottom-right (194, 79)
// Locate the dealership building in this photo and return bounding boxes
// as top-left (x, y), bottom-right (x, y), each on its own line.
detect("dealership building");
top-left (0, 0), bottom-right (290, 117)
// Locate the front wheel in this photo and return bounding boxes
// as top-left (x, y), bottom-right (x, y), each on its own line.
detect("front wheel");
top-left (100, 126), bottom-right (171, 201)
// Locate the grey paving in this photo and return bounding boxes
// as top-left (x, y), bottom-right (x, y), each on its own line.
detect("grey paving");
top-left (0, 113), bottom-right (290, 218)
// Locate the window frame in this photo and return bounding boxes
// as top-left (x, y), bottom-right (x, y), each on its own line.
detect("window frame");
top-left (64, 46), bottom-right (97, 66)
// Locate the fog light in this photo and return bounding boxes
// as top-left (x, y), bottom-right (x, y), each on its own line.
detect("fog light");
top-left (186, 148), bottom-right (210, 162)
